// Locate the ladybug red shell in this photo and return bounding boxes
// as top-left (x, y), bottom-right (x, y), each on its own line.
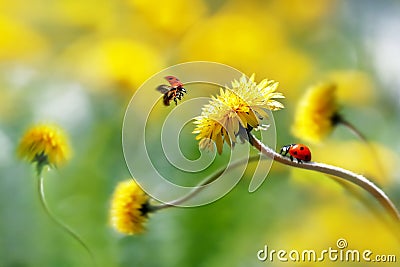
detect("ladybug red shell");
top-left (164, 75), bottom-right (183, 88)
top-left (280, 144), bottom-right (312, 163)
top-left (156, 76), bottom-right (186, 106)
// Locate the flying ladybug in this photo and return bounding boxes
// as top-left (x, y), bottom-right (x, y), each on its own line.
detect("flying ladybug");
top-left (156, 76), bottom-right (187, 106)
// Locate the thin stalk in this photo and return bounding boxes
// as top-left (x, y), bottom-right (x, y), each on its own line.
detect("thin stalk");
top-left (247, 132), bottom-right (400, 223)
top-left (337, 117), bottom-right (367, 141)
top-left (151, 155), bottom-right (262, 211)
top-left (338, 117), bottom-right (388, 179)
top-left (37, 173), bottom-right (96, 266)
top-left (331, 178), bottom-right (398, 231)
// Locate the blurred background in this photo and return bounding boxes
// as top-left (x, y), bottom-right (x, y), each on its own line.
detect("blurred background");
top-left (1, 0), bottom-right (400, 266)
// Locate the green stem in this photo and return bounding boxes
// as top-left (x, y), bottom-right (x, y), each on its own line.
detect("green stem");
top-left (151, 155), bottom-right (262, 211)
top-left (338, 117), bottom-right (388, 180)
top-left (37, 172), bottom-right (96, 266)
top-left (247, 132), bottom-right (400, 223)
top-left (337, 117), bottom-right (367, 141)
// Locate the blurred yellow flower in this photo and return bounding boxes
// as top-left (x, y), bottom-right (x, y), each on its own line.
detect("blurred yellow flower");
top-left (327, 70), bottom-right (375, 106)
top-left (60, 38), bottom-right (164, 92)
top-left (127, 0), bottom-right (207, 36)
top-left (178, 10), bottom-right (314, 98)
top-left (50, 0), bottom-right (116, 31)
top-left (109, 179), bottom-right (150, 235)
top-left (274, 199), bottom-right (398, 264)
top-left (0, 15), bottom-right (48, 61)
top-left (18, 124), bottom-right (71, 171)
top-left (292, 82), bottom-right (338, 143)
top-left (179, 12), bottom-right (285, 68)
top-left (266, 48), bottom-right (315, 100)
top-left (295, 141), bottom-right (398, 186)
top-left (269, 0), bottom-right (336, 31)
top-left (193, 74), bottom-right (284, 154)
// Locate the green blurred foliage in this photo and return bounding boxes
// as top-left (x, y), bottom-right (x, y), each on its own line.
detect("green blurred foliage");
top-left (1, 0), bottom-right (400, 266)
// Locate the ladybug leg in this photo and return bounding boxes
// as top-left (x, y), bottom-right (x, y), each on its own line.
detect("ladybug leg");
top-left (296, 158), bottom-right (303, 164)
top-left (290, 155), bottom-right (293, 161)
top-left (174, 98), bottom-right (178, 105)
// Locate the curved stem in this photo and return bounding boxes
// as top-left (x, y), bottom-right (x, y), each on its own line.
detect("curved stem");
top-left (37, 173), bottom-right (97, 266)
top-left (331, 178), bottom-right (398, 232)
top-left (338, 117), bottom-right (367, 141)
top-left (338, 117), bottom-right (388, 180)
top-left (247, 133), bottom-right (400, 223)
top-left (151, 155), bottom-right (262, 211)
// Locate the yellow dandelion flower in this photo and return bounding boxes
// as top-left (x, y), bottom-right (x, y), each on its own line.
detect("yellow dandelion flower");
top-left (109, 179), bottom-right (151, 235)
top-left (0, 15), bottom-right (48, 61)
top-left (126, 0), bottom-right (207, 37)
top-left (178, 10), bottom-right (314, 94)
top-left (61, 38), bottom-right (164, 92)
top-left (269, 0), bottom-right (336, 30)
top-left (193, 74), bottom-right (284, 154)
top-left (327, 70), bottom-right (375, 106)
top-left (18, 124), bottom-right (71, 172)
top-left (292, 82), bottom-right (339, 143)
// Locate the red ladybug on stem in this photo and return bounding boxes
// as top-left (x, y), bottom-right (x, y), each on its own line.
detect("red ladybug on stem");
top-left (156, 76), bottom-right (187, 106)
top-left (280, 144), bottom-right (312, 163)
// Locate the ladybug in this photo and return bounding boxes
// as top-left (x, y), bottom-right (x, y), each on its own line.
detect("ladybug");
top-left (156, 76), bottom-right (187, 106)
top-left (280, 144), bottom-right (312, 163)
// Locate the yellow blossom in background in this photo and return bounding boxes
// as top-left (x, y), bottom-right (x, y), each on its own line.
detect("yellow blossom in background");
top-left (0, 0), bottom-right (46, 20)
top-left (178, 9), bottom-right (314, 98)
top-left (287, 141), bottom-right (397, 206)
top-left (193, 74), bottom-right (284, 154)
top-left (273, 199), bottom-right (398, 267)
top-left (265, 48), bottom-right (315, 100)
top-left (292, 82), bottom-right (338, 143)
top-left (60, 38), bottom-right (164, 92)
top-left (327, 70), bottom-right (375, 106)
top-left (110, 179), bottom-right (150, 235)
top-left (126, 0), bottom-right (207, 37)
top-left (0, 15), bottom-right (48, 61)
top-left (49, 0), bottom-right (117, 31)
top-left (18, 124), bottom-right (71, 170)
top-left (269, 0), bottom-right (335, 31)
top-left (0, 0), bottom-right (399, 266)
top-left (179, 11), bottom-right (285, 68)
top-left (302, 141), bottom-right (397, 186)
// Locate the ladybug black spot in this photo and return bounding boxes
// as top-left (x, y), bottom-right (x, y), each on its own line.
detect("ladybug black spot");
top-left (293, 151), bottom-right (298, 155)
top-left (305, 155), bottom-right (310, 161)
top-left (300, 147), bottom-right (304, 150)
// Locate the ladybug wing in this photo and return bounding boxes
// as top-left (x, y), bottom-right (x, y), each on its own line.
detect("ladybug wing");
top-left (290, 144), bottom-right (312, 161)
top-left (301, 146), bottom-right (312, 161)
top-left (163, 93), bottom-right (171, 106)
top-left (165, 76), bottom-right (183, 87)
top-left (156, 84), bottom-right (171, 94)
